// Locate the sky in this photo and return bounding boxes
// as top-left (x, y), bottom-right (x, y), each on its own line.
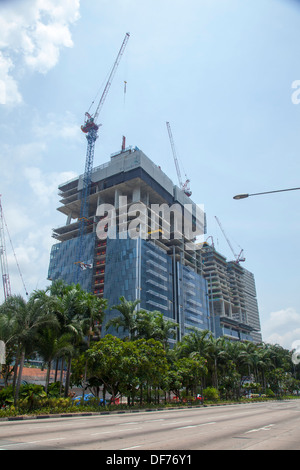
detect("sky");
top-left (0, 0), bottom-right (300, 350)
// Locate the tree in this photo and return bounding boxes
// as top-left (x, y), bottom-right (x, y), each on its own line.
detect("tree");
top-left (132, 338), bottom-right (169, 404)
top-left (79, 291), bottom-right (107, 395)
top-left (149, 311), bottom-right (178, 350)
top-left (105, 296), bottom-right (140, 340)
top-left (86, 334), bottom-right (127, 403)
top-left (135, 310), bottom-right (178, 349)
top-left (168, 354), bottom-right (207, 400)
top-left (35, 328), bottom-right (73, 393)
top-left (54, 284), bottom-right (87, 397)
top-left (179, 329), bottom-right (211, 359)
top-left (0, 294), bottom-right (57, 403)
top-left (80, 291), bottom-right (107, 344)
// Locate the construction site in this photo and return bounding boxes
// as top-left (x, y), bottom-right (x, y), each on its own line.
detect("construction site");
top-left (1, 32), bottom-right (262, 345)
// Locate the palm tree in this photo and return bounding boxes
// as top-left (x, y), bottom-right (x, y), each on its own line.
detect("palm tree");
top-left (135, 309), bottom-right (178, 349)
top-left (150, 311), bottom-right (178, 350)
top-left (35, 327), bottom-right (74, 393)
top-left (44, 281), bottom-right (107, 396)
top-left (0, 299), bottom-right (20, 387)
top-left (0, 294), bottom-right (57, 403)
top-left (179, 329), bottom-right (211, 359)
top-left (80, 291), bottom-right (107, 344)
top-left (247, 344), bottom-right (273, 390)
top-left (206, 336), bottom-right (227, 389)
top-left (53, 284), bottom-right (86, 396)
top-left (106, 296), bottom-right (140, 340)
top-left (79, 292), bottom-right (107, 395)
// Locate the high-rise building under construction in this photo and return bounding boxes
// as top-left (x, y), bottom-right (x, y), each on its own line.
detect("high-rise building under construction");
top-left (48, 146), bottom-right (262, 344)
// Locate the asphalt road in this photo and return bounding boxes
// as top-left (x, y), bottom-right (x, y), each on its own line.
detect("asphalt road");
top-left (1, 400), bottom-right (300, 451)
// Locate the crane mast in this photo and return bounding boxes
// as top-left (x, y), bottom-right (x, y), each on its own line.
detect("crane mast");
top-left (75, 33), bottom-right (130, 281)
top-left (215, 216), bottom-right (245, 264)
top-left (166, 122), bottom-right (192, 197)
top-left (0, 196), bottom-right (12, 300)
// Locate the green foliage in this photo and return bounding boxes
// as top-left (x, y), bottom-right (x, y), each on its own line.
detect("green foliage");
top-left (47, 381), bottom-right (64, 398)
top-left (2, 290), bottom-right (300, 417)
top-left (0, 385), bottom-right (14, 406)
top-left (203, 387), bottom-right (219, 401)
top-left (85, 335), bottom-right (169, 404)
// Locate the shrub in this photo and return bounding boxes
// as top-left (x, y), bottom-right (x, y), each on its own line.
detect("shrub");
top-left (47, 382), bottom-right (64, 398)
top-left (0, 386), bottom-right (14, 406)
top-left (203, 387), bottom-right (219, 402)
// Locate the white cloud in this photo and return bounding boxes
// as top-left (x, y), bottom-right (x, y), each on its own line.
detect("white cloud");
top-left (4, 223), bottom-right (54, 300)
top-left (0, 163), bottom-right (77, 302)
top-left (23, 166), bottom-right (77, 206)
top-left (0, 0), bottom-right (80, 105)
top-left (262, 307), bottom-right (300, 350)
top-left (0, 52), bottom-right (22, 105)
top-left (33, 111), bottom-right (81, 142)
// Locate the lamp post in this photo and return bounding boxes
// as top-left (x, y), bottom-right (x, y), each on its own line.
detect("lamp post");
top-left (233, 187), bottom-right (300, 200)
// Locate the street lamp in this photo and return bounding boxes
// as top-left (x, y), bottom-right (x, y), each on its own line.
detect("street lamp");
top-left (233, 187), bottom-right (300, 200)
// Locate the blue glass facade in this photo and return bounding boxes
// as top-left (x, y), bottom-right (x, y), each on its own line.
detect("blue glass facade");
top-left (48, 232), bottom-right (96, 292)
top-left (103, 237), bottom-right (138, 305)
top-left (102, 235), bottom-right (210, 339)
top-left (177, 263), bottom-right (210, 336)
top-left (141, 240), bottom-right (174, 319)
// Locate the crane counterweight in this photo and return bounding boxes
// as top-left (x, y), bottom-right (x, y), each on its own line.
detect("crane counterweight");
top-left (81, 112), bottom-right (100, 133)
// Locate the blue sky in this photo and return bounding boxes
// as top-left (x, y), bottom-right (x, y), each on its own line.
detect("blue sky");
top-left (0, 0), bottom-right (300, 349)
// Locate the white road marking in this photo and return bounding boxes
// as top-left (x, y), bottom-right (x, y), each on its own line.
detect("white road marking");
top-left (90, 431), bottom-right (113, 436)
top-left (119, 427), bottom-right (143, 432)
top-left (120, 445), bottom-right (142, 450)
top-left (119, 422), bottom-right (140, 425)
top-left (0, 438), bottom-right (66, 447)
top-left (176, 422), bottom-right (216, 429)
top-left (161, 420), bottom-right (193, 426)
top-left (245, 424), bottom-right (274, 433)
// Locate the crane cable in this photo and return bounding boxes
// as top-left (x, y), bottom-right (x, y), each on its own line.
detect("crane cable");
top-left (2, 210), bottom-right (28, 297)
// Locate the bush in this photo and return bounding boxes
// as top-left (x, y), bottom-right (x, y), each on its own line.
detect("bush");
top-left (0, 385), bottom-right (14, 407)
top-left (202, 387), bottom-right (219, 402)
top-left (47, 382), bottom-right (64, 398)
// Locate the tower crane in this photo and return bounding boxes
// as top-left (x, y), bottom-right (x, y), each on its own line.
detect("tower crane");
top-left (0, 195), bottom-right (28, 300)
top-left (214, 216), bottom-right (245, 264)
top-left (0, 196), bottom-right (12, 300)
top-left (75, 32), bottom-right (130, 281)
top-left (166, 122), bottom-right (192, 197)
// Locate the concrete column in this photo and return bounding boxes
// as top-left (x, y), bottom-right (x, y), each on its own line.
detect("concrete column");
top-left (114, 188), bottom-right (122, 209)
top-left (97, 194), bottom-right (106, 206)
top-left (66, 212), bottom-right (72, 225)
top-left (132, 185), bottom-right (141, 203)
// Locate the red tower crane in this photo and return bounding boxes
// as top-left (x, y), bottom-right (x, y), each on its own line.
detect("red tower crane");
top-left (166, 121), bottom-right (192, 197)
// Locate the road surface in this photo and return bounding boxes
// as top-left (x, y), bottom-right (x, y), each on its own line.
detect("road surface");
top-left (0, 400), bottom-right (300, 451)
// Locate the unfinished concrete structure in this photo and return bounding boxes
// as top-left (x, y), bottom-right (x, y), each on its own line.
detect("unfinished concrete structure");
top-left (200, 242), bottom-right (262, 343)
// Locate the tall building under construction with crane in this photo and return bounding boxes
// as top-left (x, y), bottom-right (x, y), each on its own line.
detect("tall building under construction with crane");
top-left (47, 32), bottom-right (262, 344)
top-left (48, 146), bottom-right (210, 343)
top-left (47, 144), bottom-right (262, 344)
